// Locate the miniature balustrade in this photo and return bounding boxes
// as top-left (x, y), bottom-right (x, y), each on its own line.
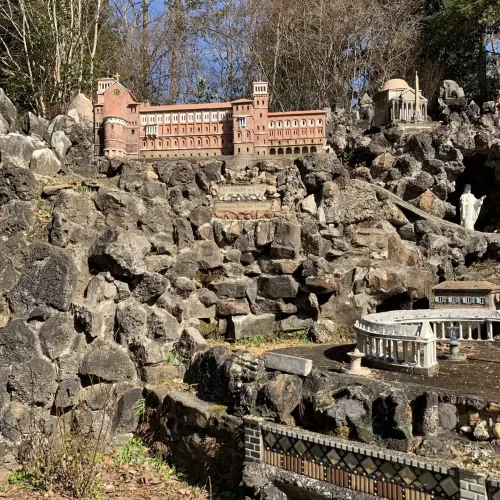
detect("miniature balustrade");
top-left (354, 308), bottom-right (500, 375)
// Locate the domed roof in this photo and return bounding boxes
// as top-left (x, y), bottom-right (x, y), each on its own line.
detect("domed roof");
top-left (382, 78), bottom-right (409, 91)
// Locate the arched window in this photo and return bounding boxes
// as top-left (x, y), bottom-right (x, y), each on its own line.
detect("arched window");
top-left (206, 138), bottom-right (209, 146)
top-left (143, 141), bottom-right (146, 148)
top-left (301, 120), bottom-right (306, 126)
top-left (317, 119), bottom-right (323, 125)
top-left (246, 131), bottom-right (250, 138)
top-left (158, 140), bottom-right (162, 148)
top-left (269, 121), bottom-right (274, 128)
top-left (277, 121), bottom-right (282, 128)
top-left (285, 120), bottom-right (290, 127)
top-left (213, 137), bottom-right (217, 145)
top-left (189, 139), bottom-right (193, 146)
top-left (198, 139), bottom-right (201, 145)
top-left (182, 139), bottom-right (186, 146)
top-left (309, 119), bottom-right (314, 126)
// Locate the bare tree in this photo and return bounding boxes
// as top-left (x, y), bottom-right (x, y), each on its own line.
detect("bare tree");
top-left (0, 0), bottom-right (107, 116)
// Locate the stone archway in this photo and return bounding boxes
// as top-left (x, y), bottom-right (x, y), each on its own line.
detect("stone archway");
top-left (310, 146), bottom-right (317, 153)
top-left (302, 146), bottom-right (308, 154)
top-left (278, 148), bottom-right (284, 154)
top-left (294, 147), bottom-right (300, 154)
top-left (270, 148), bottom-right (276, 155)
top-left (285, 147), bottom-right (292, 154)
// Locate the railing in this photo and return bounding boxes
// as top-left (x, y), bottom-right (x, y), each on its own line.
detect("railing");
top-left (243, 416), bottom-right (478, 500)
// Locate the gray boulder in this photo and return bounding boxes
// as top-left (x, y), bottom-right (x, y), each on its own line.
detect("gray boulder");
top-left (257, 275), bottom-right (299, 299)
top-left (54, 378), bottom-right (82, 408)
top-left (72, 300), bottom-right (116, 339)
top-left (39, 312), bottom-right (77, 360)
top-left (0, 320), bottom-right (38, 366)
top-left (9, 357), bottom-right (58, 408)
top-left (257, 374), bottom-right (302, 422)
top-left (9, 243), bottom-right (78, 315)
top-left (20, 111), bottom-right (48, 137)
top-left (29, 148), bottom-right (62, 176)
top-left (270, 222), bottom-right (301, 259)
top-left (228, 313), bottom-right (275, 340)
top-left (79, 340), bottom-right (137, 382)
top-left (112, 388), bottom-right (143, 434)
top-left (67, 93), bottom-right (93, 124)
top-left (0, 133), bottom-right (44, 163)
top-left (89, 229), bottom-right (151, 278)
top-left (0, 88), bottom-right (17, 131)
top-left (0, 115), bottom-right (8, 135)
top-left (131, 273), bottom-right (168, 303)
top-left (147, 307), bottom-right (180, 343)
top-left (0, 162), bottom-right (37, 206)
top-left (195, 240), bottom-right (222, 269)
top-left (175, 327), bottom-right (208, 360)
top-left (116, 298), bottom-right (148, 345)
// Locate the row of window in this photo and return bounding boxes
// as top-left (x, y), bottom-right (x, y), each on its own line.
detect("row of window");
top-left (142, 136), bottom-right (230, 149)
top-left (434, 296), bottom-right (489, 305)
top-left (143, 124), bottom-right (231, 136)
top-left (269, 119), bottom-right (322, 128)
top-left (270, 128), bottom-right (323, 137)
top-left (141, 111), bottom-right (232, 125)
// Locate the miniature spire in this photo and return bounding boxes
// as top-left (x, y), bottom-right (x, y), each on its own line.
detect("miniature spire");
top-left (413, 71), bottom-right (422, 122)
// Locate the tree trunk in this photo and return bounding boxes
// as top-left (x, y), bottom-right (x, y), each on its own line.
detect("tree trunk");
top-left (479, 21), bottom-right (488, 102)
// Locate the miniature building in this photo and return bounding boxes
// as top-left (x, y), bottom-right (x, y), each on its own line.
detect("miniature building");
top-left (373, 76), bottom-right (428, 128)
top-left (431, 281), bottom-right (500, 310)
top-left (94, 78), bottom-right (327, 159)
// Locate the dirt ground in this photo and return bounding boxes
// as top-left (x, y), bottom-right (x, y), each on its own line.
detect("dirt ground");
top-left (0, 449), bottom-right (211, 500)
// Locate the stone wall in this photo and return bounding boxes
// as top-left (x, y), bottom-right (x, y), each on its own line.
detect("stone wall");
top-left (2, 86), bottom-right (500, 478)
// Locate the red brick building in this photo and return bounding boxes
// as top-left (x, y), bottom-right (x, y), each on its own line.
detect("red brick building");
top-left (94, 78), bottom-right (327, 158)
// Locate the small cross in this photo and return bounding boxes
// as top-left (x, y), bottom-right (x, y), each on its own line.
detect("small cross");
top-left (114, 73), bottom-right (120, 81)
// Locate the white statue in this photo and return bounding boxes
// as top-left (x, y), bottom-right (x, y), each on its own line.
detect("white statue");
top-left (460, 184), bottom-right (485, 230)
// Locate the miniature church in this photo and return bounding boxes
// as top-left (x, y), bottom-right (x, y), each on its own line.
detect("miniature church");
top-left (372, 73), bottom-right (432, 131)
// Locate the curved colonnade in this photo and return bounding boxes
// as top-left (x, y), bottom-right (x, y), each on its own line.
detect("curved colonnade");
top-left (354, 308), bottom-right (500, 375)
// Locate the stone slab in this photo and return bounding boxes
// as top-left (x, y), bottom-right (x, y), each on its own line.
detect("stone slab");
top-left (215, 201), bottom-right (277, 212)
top-left (264, 352), bottom-right (312, 377)
top-left (218, 184), bottom-right (268, 195)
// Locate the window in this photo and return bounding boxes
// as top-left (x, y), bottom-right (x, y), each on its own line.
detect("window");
top-left (143, 141), bottom-right (146, 147)
top-left (149, 115), bottom-right (155, 123)
top-left (246, 105), bottom-right (249, 110)
top-left (317, 119), bottom-right (323, 125)
top-left (260, 113), bottom-right (263, 118)
top-left (188, 113), bottom-right (194, 122)
top-left (301, 119), bottom-right (306, 126)
top-left (141, 116), bottom-right (147, 124)
top-left (227, 112), bottom-right (232, 119)
top-left (196, 113), bottom-right (201, 122)
top-left (219, 111), bottom-right (225, 121)
top-left (269, 121), bottom-right (274, 128)
top-left (131, 129), bottom-right (135, 135)
top-left (180, 113), bottom-right (186, 122)
top-left (173, 114), bottom-right (178, 123)
top-left (309, 119), bottom-right (314, 126)
top-left (157, 114), bottom-right (162, 123)
top-left (212, 112), bottom-right (217, 121)
top-left (165, 114), bottom-right (170, 123)
top-left (238, 117), bottom-right (246, 128)
top-left (204, 112), bottom-right (209, 121)
top-left (277, 121), bottom-right (282, 128)
top-left (285, 120), bottom-right (290, 127)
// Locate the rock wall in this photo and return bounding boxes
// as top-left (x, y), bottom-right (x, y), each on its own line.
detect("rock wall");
top-left (1, 88), bottom-right (500, 475)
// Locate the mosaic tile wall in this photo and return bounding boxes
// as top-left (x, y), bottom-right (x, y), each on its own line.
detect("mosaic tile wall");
top-left (261, 422), bottom-right (460, 500)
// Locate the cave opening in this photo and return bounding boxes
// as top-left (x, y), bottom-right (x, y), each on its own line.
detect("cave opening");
top-left (446, 154), bottom-right (499, 231)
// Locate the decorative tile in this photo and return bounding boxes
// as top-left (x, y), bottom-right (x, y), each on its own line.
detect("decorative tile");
top-left (294, 440), bottom-right (307, 456)
top-left (343, 452), bottom-right (359, 470)
top-left (278, 436), bottom-right (292, 451)
top-left (264, 432), bottom-right (277, 447)
top-left (310, 444), bottom-right (323, 461)
top-left (398, 466), bottom-right (417, 485)
top-left (326, 448), bottom-right (340, 465)
top-left (418, 471), bottom-right (438, 490)
top-left (379, 461), bottom-right (397, 479)
top-left (361, 457), bottom-right (377, 475)
top-left (439, 477), bottom-right (459, 497)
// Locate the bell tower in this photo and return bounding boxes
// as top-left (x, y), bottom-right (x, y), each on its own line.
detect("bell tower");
top-left (252, 82), bottom-right (269, 155)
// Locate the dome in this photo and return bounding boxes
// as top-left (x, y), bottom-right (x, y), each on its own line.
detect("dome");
top-left (382, 78), bottom-right (409, 91)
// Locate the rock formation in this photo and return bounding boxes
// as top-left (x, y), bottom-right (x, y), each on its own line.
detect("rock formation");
top-left (1, 86), bottom-right (500, 476)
